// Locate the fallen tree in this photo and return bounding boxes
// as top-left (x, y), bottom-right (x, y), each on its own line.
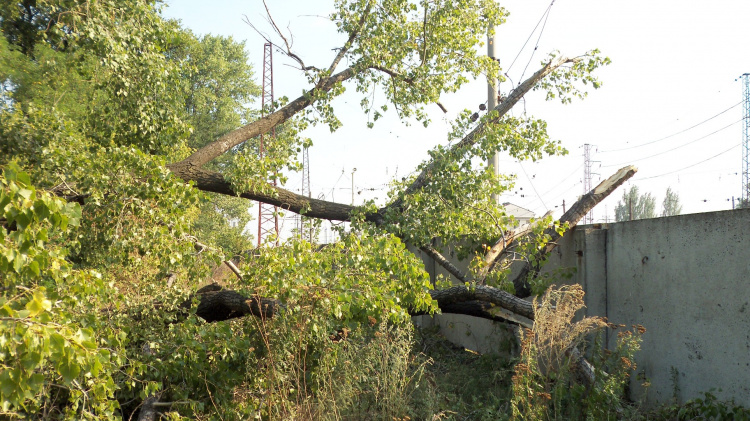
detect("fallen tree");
top-left (182, 164), bottom-right (635, 326)
top-left (1, 1), bottom-right (632, 419)
top-left (163, 41), bottom-right (622, 325)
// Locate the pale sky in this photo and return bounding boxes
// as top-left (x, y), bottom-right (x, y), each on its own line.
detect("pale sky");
top-left (163, 0), bottom-right (750, 236)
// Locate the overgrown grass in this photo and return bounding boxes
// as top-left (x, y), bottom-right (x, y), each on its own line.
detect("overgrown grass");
top-left (415, 326), bottom-right (516, 421)
top-left (510, 284), bottom-right (645, 420)
top-left (183, 284), bottom-right (748, 421)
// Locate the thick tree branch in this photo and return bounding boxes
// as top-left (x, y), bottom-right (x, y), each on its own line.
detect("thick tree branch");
top-left (178, 67), bottom-right (357, 168)
top-left (326, 2), bottom-right (372, 76)
top-left (510, 165), bottom-right (637, 296)
top-left (386, 55), bottom-right (580, 215)
top-left (420, 244), bottom-right (470, 283)
top-left (167, 162), bottom-right (382, 223)
top-left (187, 283), bottom-right (283, 322)
top-left (476, 212), bottom-right (549, 283)
top-left (168, 56), bottom-right (582, 228)
top-left (429, 284), bottom-right (535, 320)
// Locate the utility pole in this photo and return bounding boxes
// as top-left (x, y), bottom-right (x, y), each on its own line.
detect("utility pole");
top-left (297, 146), bottom-right (312, 242)
top-left (351, 168), bottom-right (357, 205)
top-left (257, 42), bottom-right (279, 246)
top-left (742, 73), bottom-right (750, 205)
top-left (583, 144), bottom-right (599, 224)
top-left (488, 24), bottom-right (500, 203)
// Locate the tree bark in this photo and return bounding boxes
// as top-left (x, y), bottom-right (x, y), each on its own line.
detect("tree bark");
top-left (188, 283), bottom-right (283, 322)
top-left (178, 67), bottom-right (357, 168)
top-left (429, 284), bottom-right (535, 320)
top-left (186, 282), bottom-right (532, 323)
top-left (419, 244), bottom-right (470, 283)
top-left (166, 162), bottom-right (378, 224)
top-left (509, 166), bottom-right (636, 297)
top-left (475, 217), bottom-right (538, 283)
top-left (168, 57), bottom-right (581, 227)
top-left (137, 397), bottom-right (158, 421)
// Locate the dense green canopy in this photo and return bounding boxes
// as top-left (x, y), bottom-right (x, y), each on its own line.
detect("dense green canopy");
top-left (0, 1), bottom-right (609, 418)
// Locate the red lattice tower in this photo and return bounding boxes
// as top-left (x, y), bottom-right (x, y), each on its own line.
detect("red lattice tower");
top-left (258, 42), bottom-right (279, 246)
top-left (296, 146), bottom-right (313, 242)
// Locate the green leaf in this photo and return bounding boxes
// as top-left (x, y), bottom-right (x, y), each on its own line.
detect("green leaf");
top-left (25, 289), bottom-right (51, 317)
top-left (17, 189), bottom-right (33, 200)
top-left (58, 356), bottom-right (81, 384)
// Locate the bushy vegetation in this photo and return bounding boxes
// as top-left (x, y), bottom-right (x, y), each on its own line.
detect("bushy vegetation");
top-left (2, 1), bottom-right (745, 419)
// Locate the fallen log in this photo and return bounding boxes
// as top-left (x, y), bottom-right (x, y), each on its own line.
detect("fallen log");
top-left (423, 167), bottom-right (636, 297)
top-left (188, 283), bottom-right (283, 322)
top-left (509, 166), bottom-right (636, 297)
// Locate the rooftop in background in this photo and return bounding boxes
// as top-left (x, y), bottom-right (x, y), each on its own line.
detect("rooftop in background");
top-left (503, 202), bottom-right (535, 224)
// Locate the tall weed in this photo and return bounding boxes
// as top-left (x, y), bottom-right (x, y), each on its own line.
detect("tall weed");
top-left (511, 284), bottom-right (644, 420)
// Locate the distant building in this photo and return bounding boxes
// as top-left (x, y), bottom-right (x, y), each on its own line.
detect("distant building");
top-left (502, 202), bottom-right (535, 226)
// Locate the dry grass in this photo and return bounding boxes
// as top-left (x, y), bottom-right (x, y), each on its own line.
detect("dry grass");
top-left (529, 284), bottom-right (607, 376)
top-left (512, 284), bottom-right (610, 420)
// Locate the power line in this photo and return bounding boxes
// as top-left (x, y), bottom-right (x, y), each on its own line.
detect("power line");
top-left (638, 143), bottom-right (740, 180)
top-left (599, 101), bottom-right (742, 153)
top-left (518, 1), bottom-right (554, 83)
top-left (530, 180), bottom-right (582, 215)
top-left (520, 162), bottom-right (547, 212)
top-left (540, 163), bottom-right (583, 196)
top-left (505, 1), bottom-right (555, 76)
top-left (602, 119), bottom-right (742, 168)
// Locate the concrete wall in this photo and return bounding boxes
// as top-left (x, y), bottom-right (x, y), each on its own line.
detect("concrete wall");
top-left (543, 208), bottom-right (750, 407)
top-left (415, 208), bottom-right (750, 407)
top-left (413, 314), bottom-right (519, 357)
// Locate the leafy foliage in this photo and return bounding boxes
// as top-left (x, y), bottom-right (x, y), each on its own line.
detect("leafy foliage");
top-left (0, 0), bottom-right (617, 418)
top-left (615, 186), bottom-right (683, 221)
top-left (614, 186), bottom-right (656, 222)
top-left (661, 186), bottom-right (683, 217)
top-left (0, 165), bottom-right (123, 418)
top-left (653, 390), bottom-right (750, 421)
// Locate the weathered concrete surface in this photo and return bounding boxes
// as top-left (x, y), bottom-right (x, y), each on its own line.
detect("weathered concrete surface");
top-left (414, 208), bottom-right (750, 408)
top-left (409, 244), bottom-right (520, 358)
top-left (412, 314), bottom-right (519, 357)
top-left (544, 208), bottom-right (750, 407)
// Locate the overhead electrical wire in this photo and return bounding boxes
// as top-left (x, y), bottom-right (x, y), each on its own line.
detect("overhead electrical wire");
top-left (530, 180), bottom-right (582, 215)
top-left (638, 143), bottom-right (740, 180)
top-left (520, 162), bottom-right (548, 212)
top-left (505, 0), bottom-right (555, 77)
top-left (599, 101), bottom-right (742, 153)
top-left (602, 118), bottom-right (742, 168)
top-left (540, 163), bottom-right (583, 197)
top-left (518, 1), bottom-right (554, 83)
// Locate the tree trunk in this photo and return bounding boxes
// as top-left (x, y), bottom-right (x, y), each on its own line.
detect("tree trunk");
top-left (167, 56), bottom-right (583, 227)
top-left (187, 283), bottom-right (283, 322)
top-left (510, 166), bottom-right (636, 297)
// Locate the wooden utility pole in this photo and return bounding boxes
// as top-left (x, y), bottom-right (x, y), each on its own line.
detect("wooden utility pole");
top-left (629, 197), bottom-right (633, 221)
top-left (488, 25), bottom-right (499, 203)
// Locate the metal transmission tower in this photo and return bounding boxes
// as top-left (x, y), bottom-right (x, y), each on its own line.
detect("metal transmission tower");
top-left (257, 42), bottom-right (279, 246)
top-left (742, 73), bottom-right (750, 205)
top-left (296, 146), bottom-right (312, 242)
top-left (582, 144), bottom-right (599, 224)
